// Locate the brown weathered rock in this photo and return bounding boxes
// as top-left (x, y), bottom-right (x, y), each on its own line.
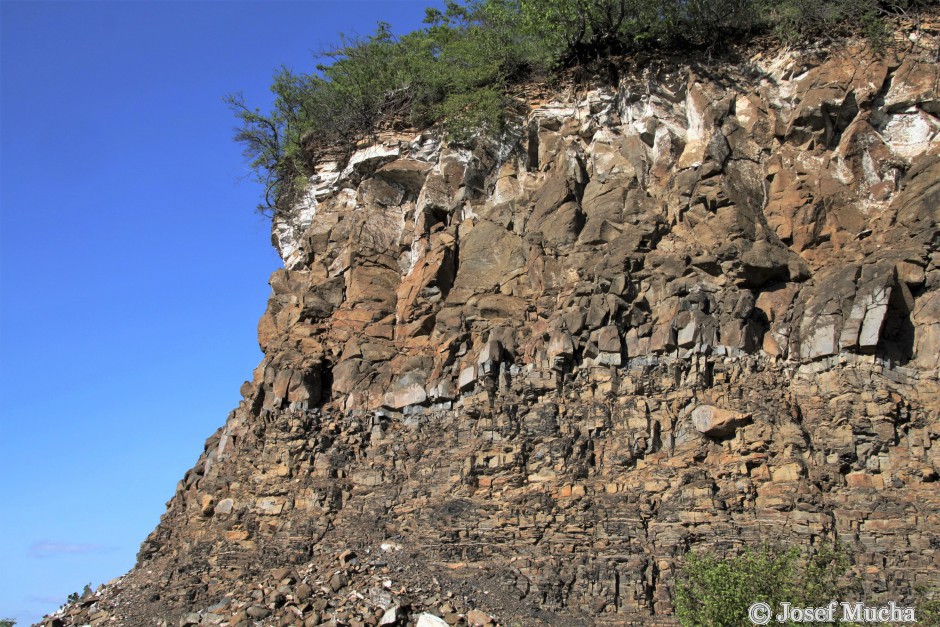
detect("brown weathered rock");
top-left (45, 32), bottom-right (940, 627)
top-left (691, 405), bottom-right (751, 437)
top-left (376, 158), bottom-right (434, 193)
top-left (383, 370), bottom-right (428, 409)
top-left (466, 609), bottom-right (494, 626)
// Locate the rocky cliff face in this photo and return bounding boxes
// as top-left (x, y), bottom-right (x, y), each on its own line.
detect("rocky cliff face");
top-left (46, 32), bottom-right (940, 627)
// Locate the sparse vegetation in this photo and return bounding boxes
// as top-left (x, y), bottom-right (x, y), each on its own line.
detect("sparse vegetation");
top-left (0, 618), bottom-right (16, 627)
top-left (66, 583), bottom-right (92, 605)
top-left (917, 586), bottom-right (940, 624)
top-left (229, 0), bottom-right (935, 215)
top-left (673, 541), bottom-right (859, 626)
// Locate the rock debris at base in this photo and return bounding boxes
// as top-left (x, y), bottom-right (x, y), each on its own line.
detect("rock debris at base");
top-left (43, 24), bottom-right (940, 627)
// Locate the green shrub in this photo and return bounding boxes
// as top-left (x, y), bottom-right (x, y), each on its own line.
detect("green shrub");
top-left (917, 587), bottom-right (940, 625)
top-left (229, 0), bottom-right (933, 215)
top-left (673, 541), bottom-right (858, 626)
top-left (226, 3), bottom-right (542, 215)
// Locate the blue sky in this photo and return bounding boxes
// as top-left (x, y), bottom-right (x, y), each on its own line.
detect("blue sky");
top-left (0, 1), bottom-right (438, 623)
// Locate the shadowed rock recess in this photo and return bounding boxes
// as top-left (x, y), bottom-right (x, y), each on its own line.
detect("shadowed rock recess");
top-left (46, 35), bottom-right (940, 627)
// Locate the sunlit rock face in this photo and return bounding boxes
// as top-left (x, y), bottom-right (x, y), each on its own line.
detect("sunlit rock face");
top-left (46, 36), bottom-right (940, 627)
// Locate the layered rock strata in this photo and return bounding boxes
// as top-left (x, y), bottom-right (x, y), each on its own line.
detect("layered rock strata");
top-left (46, 33), bottom-right (940, 627)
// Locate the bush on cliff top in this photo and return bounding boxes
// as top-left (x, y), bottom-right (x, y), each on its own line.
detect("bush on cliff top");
top-left (229, 0), bottom-right (934, 216)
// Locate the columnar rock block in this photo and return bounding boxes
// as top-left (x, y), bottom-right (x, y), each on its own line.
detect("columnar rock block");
top-left (47, 36), bottom-right (940, 627)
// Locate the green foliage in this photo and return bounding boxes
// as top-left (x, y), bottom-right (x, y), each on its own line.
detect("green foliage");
top-left (0, 619), bottom-right (15, 627)
top-left (674, 542), bottom-right (858, 626)
top-left (227, 3), bottom-right (542, 215)
top-left (65, 583), bottom-right (93, 606)
top-left (916, 586), bottom-right (940, 625)
top-left (438, 87), bottom-right (511, 143)
top-left (765, 0), bottom-right (936, 45)
top-left (518, 0), bottom-right (764, 61)
top-left (230, 0), bottom-right (932, 214)
top-left (224, 67), bottom-right (320, 215)
top-left (769, 0), bottom-right (875, 42)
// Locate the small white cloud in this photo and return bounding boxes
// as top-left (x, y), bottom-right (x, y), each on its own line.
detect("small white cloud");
top-left (28, 540), bottom-right (110, 558)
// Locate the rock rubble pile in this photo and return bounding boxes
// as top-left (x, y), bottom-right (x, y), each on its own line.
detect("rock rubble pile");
top-left (44, 29), bottom-right (940, 626)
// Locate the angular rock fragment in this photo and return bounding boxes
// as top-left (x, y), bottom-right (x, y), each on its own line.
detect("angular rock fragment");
top-left (49, 38), bottom-right (940, 627)
top-left (691, 405), bottom-right (751, 437)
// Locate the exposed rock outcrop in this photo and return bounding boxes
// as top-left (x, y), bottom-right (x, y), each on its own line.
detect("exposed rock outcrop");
top-left (45, 30), bottom-right (940, 627)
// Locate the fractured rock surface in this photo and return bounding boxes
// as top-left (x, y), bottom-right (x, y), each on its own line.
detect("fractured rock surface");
top-left (46, 34), bottom-right (940, 627)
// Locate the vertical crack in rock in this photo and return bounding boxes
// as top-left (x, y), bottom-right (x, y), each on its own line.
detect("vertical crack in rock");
top-left (46, 36), bottom-right (940, 627)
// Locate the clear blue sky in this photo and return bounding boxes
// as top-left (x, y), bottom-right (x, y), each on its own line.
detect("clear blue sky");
top-left (0, 2), bottom-right (438, 623)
